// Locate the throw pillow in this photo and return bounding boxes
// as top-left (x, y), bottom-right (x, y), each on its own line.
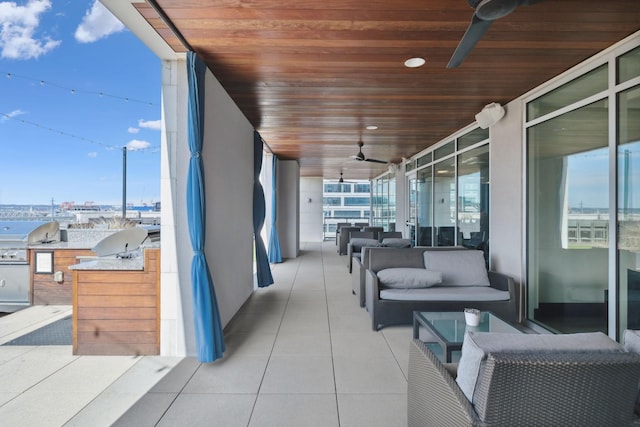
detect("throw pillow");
top-left (423, 250), bottom-right (489, 287)
top-left (376, 268), bottom-right (442, 289)
top-left (349, 238), bottom-right (379, 252)
top-left (624, 329), bottom-right (640, 353)
top-left (380, 238), bottom-right (412, 248)
top-left (624, 330), bottom-right (640, 416)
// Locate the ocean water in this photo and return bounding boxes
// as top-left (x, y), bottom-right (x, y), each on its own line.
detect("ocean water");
top-left (0, 220), bottom-right (48, 240)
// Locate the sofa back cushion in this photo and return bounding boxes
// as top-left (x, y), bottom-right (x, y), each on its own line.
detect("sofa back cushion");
top-left (349, 238), bottom-right (379, 252)
top-left (424, 250), bottom-right (489, 287)
top-left (456, 331), bottom-right (625, 403)
top-left (368, 247), bottom-right (427, 272)
top-left (380, 238), bottom-right (412, 248)
top-left (377, 268), bottom-right (442, 289)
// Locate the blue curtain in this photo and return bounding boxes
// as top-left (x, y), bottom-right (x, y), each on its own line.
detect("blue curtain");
top-left (186, 51), bottom-right (225, 362)
top-left (268, 155), bottom-right (282, 263)
top-left (253, 131), bottom-right (274, 287)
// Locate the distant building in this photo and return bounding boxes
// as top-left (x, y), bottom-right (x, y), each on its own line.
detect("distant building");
top-left (322, 180), bottom-right (370, 239)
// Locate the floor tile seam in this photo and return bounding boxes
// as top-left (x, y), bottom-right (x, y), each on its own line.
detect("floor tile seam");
top-left (335, 392), bottom-right (408, 396)
top-left (380, 331), bottom-right (409, 383)
top-left (0, 348), bottom-right (85, 410)
top-left (0, 345), bottom-right (82, 394)
top-left (151, 361), bottom-right (205, 425)
top-left (67, 356), bottom-right (181, 422)
top-left (165, 391), bottom-right (259, 396)
top-left (252, 391), bottom-right (338, 396)
top-left (0, 344), bottom-right (44, 367)
top-left (319, 243), bottom-right (343, 427)
top-left (250, 246), bottom-right (303, 424)
top-left (66, 355), bottom-right (160, 423)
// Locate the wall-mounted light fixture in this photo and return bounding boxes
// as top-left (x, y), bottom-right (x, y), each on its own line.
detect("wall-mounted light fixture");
top-left (475, 103), bottom-right (505, 129)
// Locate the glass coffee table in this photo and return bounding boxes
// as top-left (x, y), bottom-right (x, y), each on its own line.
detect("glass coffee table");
top-left (413, 311), bottom-right (523, 362)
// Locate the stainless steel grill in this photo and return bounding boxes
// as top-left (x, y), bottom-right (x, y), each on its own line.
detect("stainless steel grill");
top-left (0, 221), bottom-right (54, 312)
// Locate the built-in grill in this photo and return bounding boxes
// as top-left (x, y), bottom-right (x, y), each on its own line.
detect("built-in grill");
top-left (0, 221), bottom-right (55, 312)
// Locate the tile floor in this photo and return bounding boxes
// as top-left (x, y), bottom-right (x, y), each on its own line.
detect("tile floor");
top-left (0, 241), bottom-right (413, 426)
top-left (115, 241), bottom-right (413, 426)
top-left (0, 306), bottom-right (182, 427)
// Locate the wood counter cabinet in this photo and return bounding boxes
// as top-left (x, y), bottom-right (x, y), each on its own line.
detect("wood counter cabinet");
top-left (71, 248), bottom-right (160, 355)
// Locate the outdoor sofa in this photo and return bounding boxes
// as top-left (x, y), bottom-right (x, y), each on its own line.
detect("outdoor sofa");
top-left (364, 248), bottom-right (519, 330)
top-left (347, 231), bottom-right (406, 274)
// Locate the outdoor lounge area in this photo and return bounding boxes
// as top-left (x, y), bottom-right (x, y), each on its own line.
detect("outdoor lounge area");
top-left (0, 242), bottom-right (412, 426)
top-left (36, 2), bottom-right (637, 426)
top-left (4, 242), bottom-right (640, 425)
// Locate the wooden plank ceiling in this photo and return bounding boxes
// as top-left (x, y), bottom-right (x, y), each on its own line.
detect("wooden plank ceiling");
top-left (135, 0), bottom-right (640, 180)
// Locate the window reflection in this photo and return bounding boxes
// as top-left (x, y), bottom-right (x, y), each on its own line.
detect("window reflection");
top-left (527, 99), bottom-right (609, 334)
top-left (618, 85), bottom-right (640, 332)
top-left (458, 145), bottom-right (490, 260)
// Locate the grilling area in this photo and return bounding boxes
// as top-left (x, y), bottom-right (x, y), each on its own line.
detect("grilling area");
top-left (0, 220), bottom-right (160, 355)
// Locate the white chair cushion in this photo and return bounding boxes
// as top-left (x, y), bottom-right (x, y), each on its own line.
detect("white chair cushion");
top-left (377, 268), bottom-right (442, 289)
top-left (624, 329), bottom-right (640, 353)
top-left (623, 330), bottom-right (640, 414)
top-left (424, 250), bottom-right (489, 287)
top-left (456, 331), bottom-right (624, 402)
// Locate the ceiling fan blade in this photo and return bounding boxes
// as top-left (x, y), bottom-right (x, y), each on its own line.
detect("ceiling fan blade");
top-left (447, 14), bottom-right (494, 69)
top-left (365, 158), bottom-right (388, 164)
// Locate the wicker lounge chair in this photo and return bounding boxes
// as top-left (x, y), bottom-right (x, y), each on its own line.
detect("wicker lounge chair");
top-left (408, 338), bottom-right (640, 426)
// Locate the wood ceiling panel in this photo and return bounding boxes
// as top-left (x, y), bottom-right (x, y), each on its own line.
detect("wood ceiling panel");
top-left (139, 0), bottom-right (640, 179)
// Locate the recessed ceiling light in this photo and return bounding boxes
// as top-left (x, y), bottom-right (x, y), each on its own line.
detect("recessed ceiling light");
top-left (365, 125), bottom-right (378, 130)
top-left (404, 57), bottom-right (426, 68)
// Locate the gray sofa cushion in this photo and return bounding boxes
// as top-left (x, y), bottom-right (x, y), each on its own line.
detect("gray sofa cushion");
top-left (456, 331), bottom-right (624, 402)
top-left (380, 238), bottom-right (412, 248)
top-left (424, 250), bottom-right (489, 287)
top-left (380, 286), bottom-right (510, 301)
top-left (377, 268), bottom-right (442, 289)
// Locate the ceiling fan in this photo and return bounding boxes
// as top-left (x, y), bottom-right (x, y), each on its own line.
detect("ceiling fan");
top-left (338, 172), bottom-right (357, 183)
top-left (351, 140), bottom-right (388, 164)
top-left (447, 0), bottom-right (543, 68)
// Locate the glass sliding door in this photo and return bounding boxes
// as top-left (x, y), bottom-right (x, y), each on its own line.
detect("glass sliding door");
top-left (416, 166), bottom-right (433, 246)
top-left (527, 99), bottom-right (609, 333)
top-left (407, 174), bottom-right (417, 245)
top-left (458, 145), bottom-right (489, 260)
top-left (617, 84), bottom-right (640, 332)
top-left (434, 157), bottom-right (457, 246)
top-left (389, 176), bottom-right (396, 231)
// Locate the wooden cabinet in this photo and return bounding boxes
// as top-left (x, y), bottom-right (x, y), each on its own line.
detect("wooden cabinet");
top-left (72, 248), bottom-right (160, 355)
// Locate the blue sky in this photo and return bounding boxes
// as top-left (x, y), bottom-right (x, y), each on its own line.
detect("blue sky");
top-left (0, 0), bottom-right (160, 206)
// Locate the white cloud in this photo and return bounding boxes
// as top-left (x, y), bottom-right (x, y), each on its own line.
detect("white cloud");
top-left (87, 151), bottom-right (97, 158)
top-left (126, 139), bottom-right (151, 151)
top-left (128, 127), bottom-right (139, 134)
top-left (0, 0), bottom-right (61, 60)
top-left (138, 119), bottom-right (161, 131)
top-left (1, 109), bottom-right (26, 122)
top-left (74, 1), bottom-right (124, 43)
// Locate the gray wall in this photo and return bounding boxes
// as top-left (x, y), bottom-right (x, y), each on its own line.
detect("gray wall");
top-left (489, 99), bottom-right (524, 287)
top-left (277, 160), bottom-right (300, 258)
top-left (202, 70), bottom-right (255, 328)
top-left (300, 177), bottom-right (324, 242)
